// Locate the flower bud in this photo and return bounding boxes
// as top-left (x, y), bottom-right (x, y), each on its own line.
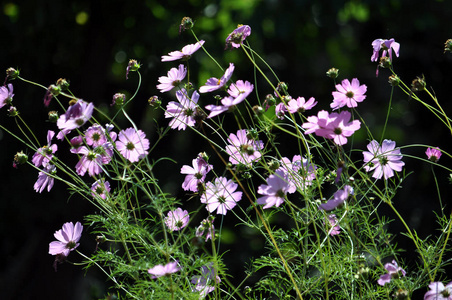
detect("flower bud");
top-left (49, 84), bottom-right (61, 96)
top-left (126, 59), bottom-right (140, 79)
top-left (326, 68), bottom-right (339, 79)
top-left (388, 75), bottom-right (400, 87)
top-left (148, 95), bottom-right (161, 108)
top-left (48, 111), bottom-right (59, 123)
top-left (252, 105), bottom-right (264, 116)
top-left (179, 17), bottom-right (194, 33)
top-left (265, 94), bottom-right (276, 107)
top-left (193, 108), bottom-right (206, 125)
top-left (444, 39), bottom-right (452, 53)
top-left (275, 82), bottom-right (288, 97)
top-left (13, 151), bottom-right (28, 167)
top-left (411, 75), bottom-right (426, 92)
top-left (246, 128), bottom-right (258, 140)
top-left (6, 67), bottom-right (19, 80)
top-left (112, 93), bottom-right (125, 106)
top-left (56, 78), bottom-right (70, 90)
top-left (8, 106), bottom-right (18, 117)
top-left (70, 135), bottom-right (84, 149)
top-left (268, 160), bottom-right (280, 171)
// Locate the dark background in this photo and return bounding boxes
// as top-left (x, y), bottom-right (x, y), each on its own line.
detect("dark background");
top-left (1, 0), bottom-right (452, 299)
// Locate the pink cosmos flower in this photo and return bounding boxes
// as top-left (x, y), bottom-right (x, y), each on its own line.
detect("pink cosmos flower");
top-left (303, 110), bottom-right (361, 146)
top-left (424, 281), bottom-right (452, 300)
top-left (256, 170), bottom-right (292, 209)
top-left (225, 25), bottom-right (251, 49)
top-left (161, 40), bottom-right (205, 62)
top-left (426, 147), bottom-right (442, 163)
top-left (32, 130), bottom-right (58, 168)
top-left (56, 100), bottom-right (94, 139)
top-left (319, 185), bottom-right (353, 211)
top-left (279, 155), bottom-right (317, 192)
top-left (148, 261), bottom-right (180, 278)
top-left (199, 63), bottom-right (235, 93)
top-left (72, 144), bottom-right (114, 176)
top-left (201, 177), bottom-right (242, 215)
top-left (157, 64), bottom-right (187, 93)
top-left (165, 208), bottom-right (189, 231)
top-left (196, 217), bottom-right (215, 242)
top-left (34, 164), bottom-right (56, 193)
top-left (85, 124), bottom-right (109, 147)
top-left (225, 129), bottom-right (264, 166)
top-left (191, 263), bottom-right (221, 297)
top-left (371, 38), bottom-right (400, 62)
top-left (165, 88), bottom-right (199, 130)
top-left (331, 78), bottom-right (367, 110)
top-left (287, 96), bottom-right (317, 113)
top-left (49, 221), bottom-right (83, 257)
top-left (91, 179), bottom-right (111, 199)
top-left (0, 83), bottom-right (14, 108)
top-left (377, 260), bottom-right (406, 286)
top-left (363, 140), bottom-right (405, 180)
top-left (326, 214), bottom-right (341, 236)
top-left (275, 102), bottom-right (287, 120)
top-left (180, 154), bottom-right (213, 192)
top-left (205, 80), bottom-right (253, 118)
top-left (116, 128), bottom-right (149, 163)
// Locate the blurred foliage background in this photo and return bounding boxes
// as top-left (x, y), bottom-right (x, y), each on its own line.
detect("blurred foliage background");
top-left (1, 0), bottom-right (452, 298)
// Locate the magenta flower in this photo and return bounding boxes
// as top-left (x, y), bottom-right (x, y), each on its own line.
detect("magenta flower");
top-left (191, 263), bottom-right (221, 297)
top-left (196, 217), bottom-right (215, 242)
top-left (49, 221), bottom-right (83, 257)
top-left (326, 214), bottom-right (341, 236)
top-left (303, 110), bottom-right (361, 146)
top-left (32, 130), bottom-right (58, 168)
top-left (225, 25), bottom-right (251, 49)
top-left (181, 154), bottom-right (213, 192)
top-left (91, 179), bottom-right (111, 199)
top-left (424, 281), bottom-right (452, 300)
top-left (148, 261), bottom-right (180, 278)
top-left (331, 78), bottom-right (367, 110)
top-left (72, 144), bottom-right (114, 176)
top-left (377, 260), bottom-right (406, 286)
top-left (0, 83), bottom-right (14, 108)
top-left (363, 140), bottom-right (405, 180)
top-left (56, 100), bottom-right (94, 139)
top-left (157, 64), bottom-right (187, 93)
top-left (201, 177), bottom-right (242, 215)
top-left (225, 129), bottom-right (264, 166)
top-left (426, 147), bottom-right (442, 163)
top-left (287, 96), bottom-right (317, 113)
top-left (34, 164), bottom-right (56, 193)
top-left (256, 170), bottom-right (292, 209)
top-left (371, 38), bottom-right (400, 62)
top-left (199, 63), bottom-right (235, 93)
top-left (319, 185), bottom-right (353, 211)
top-left (165, 88), bottom-right (199, 130)
top-left (279, 155), bottom-right (317, 192)
top-left (116, 128), bottom-right (149, 163)
top-left (161, 40), bottom-right (205, 62)
top-left (165, 208), bottom-right (189, 231)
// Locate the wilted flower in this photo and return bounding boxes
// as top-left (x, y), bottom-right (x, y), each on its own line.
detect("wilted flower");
top-left (191, 263), bottom-right (221, 298)
top-left (196, 217), bottom-right (215, 241)
top-left (319, 185), bottom-right (353, 211)
top-left (275, 103), bottom-right (287, 120)
top-left (426, 147), bottom-right (442, 163)
top-left (34, 164), bottom-right (56, 193)
top-left (91, 179), bottom-right (111, 200)
top-left (377, 260), bottom-right (406, 286)
top-left (56, 100), bottom-right (94, 139)
top-left (32, 130), bottom-right (58, 168)
top-left (126, 59), bottom-right (140, 79)
top-left (371, 38), bottom-right (400, 62)
top-left (148, 261), bottom-right (180, 278)
top-left (179, 16), bottom-right (194, 33)
top-left (326, 214), bottom-right (341, 235)
top-left (49, 221), bottom-right (83, 257)
top-left (225, 25), bottom-right (251, 49)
